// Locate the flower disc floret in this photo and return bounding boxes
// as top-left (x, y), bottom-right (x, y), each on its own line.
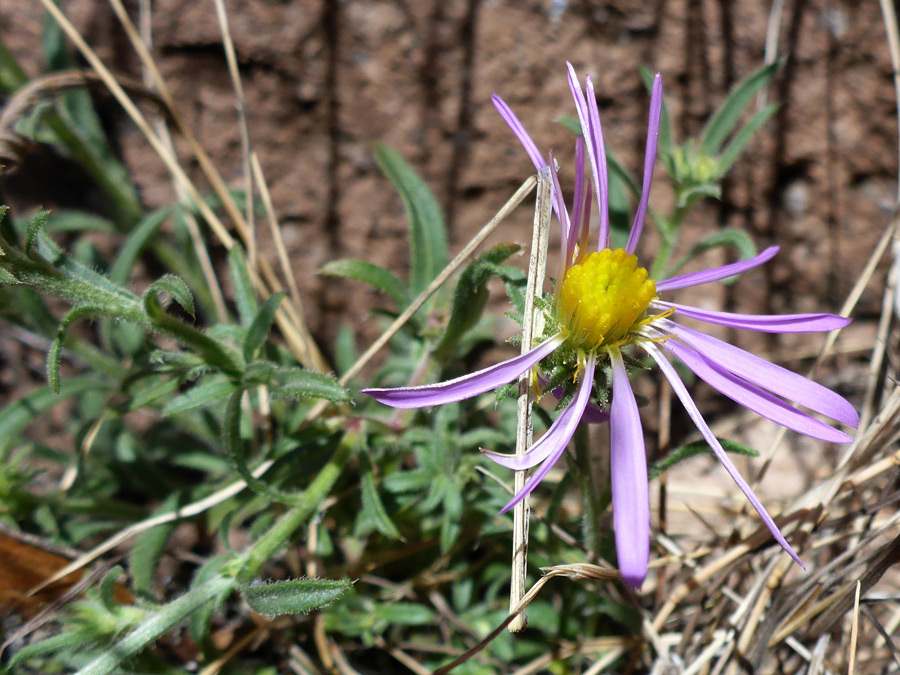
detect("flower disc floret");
top-left (558, 248), bottom-right (656, 350)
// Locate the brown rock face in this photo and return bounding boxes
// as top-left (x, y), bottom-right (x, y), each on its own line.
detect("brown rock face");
top-left (2, 1), bottom-right (894, 359)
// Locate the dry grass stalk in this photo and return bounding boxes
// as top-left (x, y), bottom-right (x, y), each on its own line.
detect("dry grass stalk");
top-left (509, 168), bottom-right (552, 632)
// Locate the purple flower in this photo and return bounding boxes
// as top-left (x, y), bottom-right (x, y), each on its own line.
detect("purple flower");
top-left (362, 63), bottom-right (857, 591)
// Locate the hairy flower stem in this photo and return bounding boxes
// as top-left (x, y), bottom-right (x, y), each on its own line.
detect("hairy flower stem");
top-left (574, 423), bottom-right (603, 556)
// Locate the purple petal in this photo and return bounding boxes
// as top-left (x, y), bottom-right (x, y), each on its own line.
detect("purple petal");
top-left (363, 333), bottom-right (564, 409)
top-left (656, 246), bottom-right (780, 292)
top-left (661, 320), bottom-right (858, 428)
top-left (491, 94), bottom-right (545, 172)
top-left (567, 137), bottom-right (586, 266)
top-left (548, 149), bottom-right (571, 267)
top-left (566, 63), bottom-right (609, 250)
top-left (653, 301), bottom-right (851, 334)
top-left (610, 349), bottom-right (650, 591)
top-left (498, 355), bottom-right (597, 514)
top-left (584, 75), bottom-right (610, 249)
top-left (625, 73), bottom-right (663, 255)
top-left (644, 343), bottom-right (805, 569)
top-left (483, 365), bottom-right (596, 471)
top-left (580, 398), bottom-right (610, 424)
top-left (658, 334), bottom-right (852, 443)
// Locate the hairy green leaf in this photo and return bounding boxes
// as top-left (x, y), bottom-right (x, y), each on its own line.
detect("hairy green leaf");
top-left (270, 368), bottom-right (350, 403)
top-left (110, 208), bottom-right (170, 285)
top-left (241, 578), bottom-right (352, 617)
top-left (75, 574), bottom-right (235, 675)
top-left (0, 376), bottom-right (110, 444)
top-left (130, 495), bottom-right (181, 598)
top-left (223, 390), bottom-right (303, 505)
top-left (45, 211), bottom-right (118, 234)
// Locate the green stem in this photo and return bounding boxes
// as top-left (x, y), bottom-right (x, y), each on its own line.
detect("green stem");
top-left (74, 574), bottom-right (235, 675)
top-left (649, 206), bottom-right (688, 280)
top-left (574, 423), bottom-right (602, 556)
top-left (235, 434), bottom-right (355, 582)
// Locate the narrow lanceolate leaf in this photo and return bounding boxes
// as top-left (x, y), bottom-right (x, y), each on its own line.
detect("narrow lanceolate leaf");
top-left (228, 246), bottom-right (258, 326)
top-left (556, 115), bottom-right (582, 136)
top-left (357, 469), bottom-right (403, 539)
top-left (433, 242), bottom-right (521, 361)
top-left (716, 103), bottom-right (779, 176)
top-left (319, 259), bottom-right (411, 309)
top-left (240, 578), bottom-right (352, 617)
top-left (243, 291), bottom-right (284, 361)
top-left (44, 210), bottom-right (118, 234)
top-left (650, 438), bottom-right (759, 479)
top-left (164, 378), bottom-right (238, 416)
top-left (270, 368), bottom-right (350, 403)
top-left (373, 143), bottom-right (448, 294)
top-left (676, 182), bottom-right (721, 209)
top-left (110, 208), bottom-right (170, 284)
top-left (699, 61), bottom-right (781, 156)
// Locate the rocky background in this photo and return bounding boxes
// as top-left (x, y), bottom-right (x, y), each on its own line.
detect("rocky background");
top-left (2, 0), bottom-right (894, 363)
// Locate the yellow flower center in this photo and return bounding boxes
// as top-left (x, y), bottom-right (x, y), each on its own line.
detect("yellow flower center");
top-left (558, 248), bottom-right (656, 351)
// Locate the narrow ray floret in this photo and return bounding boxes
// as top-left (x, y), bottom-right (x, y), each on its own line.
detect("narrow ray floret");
top-left (362, 64), bottom-right (857, 591)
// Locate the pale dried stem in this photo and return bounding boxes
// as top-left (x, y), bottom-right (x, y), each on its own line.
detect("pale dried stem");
top-left (251, 153), bottom-right (307, 327)
top-left (211, 0), bottom-right (257, 269)
top-left (198, 625), bottom-right (267, 675)
top-left (757, 0), bottom-right (785, 109)
top-left (508, 168), bottom-right (552, 633)
top-left (878, 0), bottom-right (900, 203)
top-left (137, 1), bottom-right (229, 319)
top-left (858, 264), bottom-right (895, 432)
top-left (375, 637), bottom-right (431, 675)
top-left (848, 581), bottom-right (862, 675)
top-left (59, 411), bottom-right (106, 492)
